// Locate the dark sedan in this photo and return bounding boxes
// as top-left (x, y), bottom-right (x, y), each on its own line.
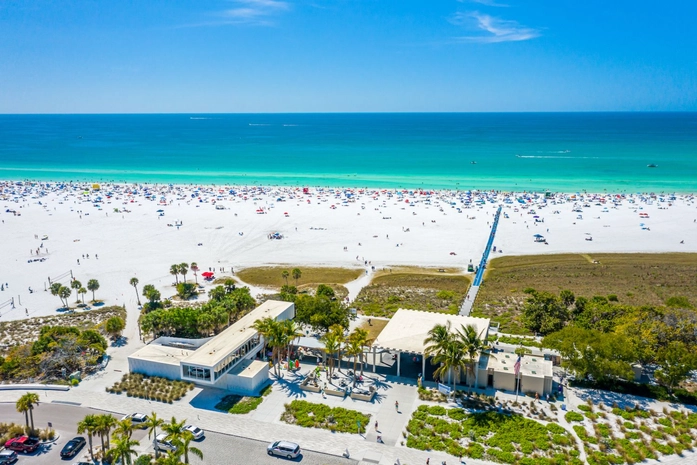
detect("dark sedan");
top-left (60, 437), bottom-right (86, 459)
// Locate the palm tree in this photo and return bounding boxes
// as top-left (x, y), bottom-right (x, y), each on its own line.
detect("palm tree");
top-left (253, 317), bottom-right (279, 375)
top-left (96, 413), bottom-right (117, 450)
top-left (59, 285), bottom-right (72, 307)
top-left (436, 341), bottom-right (467, 394)
top-left (176, 431), bottom-right (203, 464)
top-left (130, 277), bottom-right (141, 305)
top-left (15, 396), bottom-right (29, 433)
top-left (329, 324), bottom-right (346, 373)
top-left (162, 416), bottom-right (186, 445)
top-left (281, 270), bottom-right (289, 285)
top-left (351, 328), bottom-right (371, 376)
top-left (190, 263), bottom-right (199, 285)
top-left (50, 282), bottom-right (64, 308)
top-left (108, 436), bottom-right (140, 465)
top-left (321, 331), bottom-right (340, 377)
top-left (77, 414), bottom-right (99, 461)
top-left (87, 279), bottom-right (100, 302)
top-left (179, 263), bottom-right (189, 283)
top-left (170, 264), bottom-right (180, 285)
top-left (22, 392), bottom-right (39, 432)
top-left (424, 322), bottom-right (453, 357)
top-left (291, 268), bottom-right (302, 286)
top-left (78, 287), bottom-right (87, 304)
top-left (281, 319), bottom-right (304, 362)
top-left (456, 324), bottom-right (488, 394)
top-left (114, 418), bottom-right (134, 440)
top-left (145, 411), bottom-right (165, 458)
top-left (346, 332), bottom-right (364, 386)
top-left (15, 392), bottom-right (39, 433)
top-left (424, 322), bottom-right (464, 392)
top-left (71, 279), bottom-right (82, 303)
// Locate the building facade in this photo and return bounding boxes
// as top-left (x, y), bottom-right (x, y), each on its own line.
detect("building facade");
top-left (128, 300), bottom-right (295, 395)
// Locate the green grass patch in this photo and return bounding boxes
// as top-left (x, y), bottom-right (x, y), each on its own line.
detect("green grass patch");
top-left (236, 267), bottom-right (362, 288)
top-left (214, 384), bottom-right (271, 414)
top-left (281, 399), bottom-right (370, 434)
top-left (473, 253), bottom-right (697, 334)
top-left (354, 271), bottom-right (471, 318)
top-left (405, 405), bottom-right (579, 464)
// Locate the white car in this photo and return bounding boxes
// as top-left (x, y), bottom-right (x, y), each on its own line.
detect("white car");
top-left (183, 424), bottom-right (204, 440)
top-left (267, 441), bottom-right (301, 459)
top-left (121, 413), bottom-right (149, 428)
top-left (154, 433), bottom-right (176, 452)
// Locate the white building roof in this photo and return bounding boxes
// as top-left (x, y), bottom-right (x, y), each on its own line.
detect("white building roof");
top-left (481, 351), bottom-right (553, 378)
top-left (128, 344), bottom-right (194, 366)
top-left (372, 309), bottom-right (491, 355)
top-left (230, 359), bottom-right (268, 379)
top-left (182, 300), bottom-right (293, 368)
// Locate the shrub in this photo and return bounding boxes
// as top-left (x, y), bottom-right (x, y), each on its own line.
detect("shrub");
top-left (428, 405), bottom-right (447, 416)
top-left (565, 411), bottom-right (584, 422)
top-left (281, 400), bottom-right (369, 434)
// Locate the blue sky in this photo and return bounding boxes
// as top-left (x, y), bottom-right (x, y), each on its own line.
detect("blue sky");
top-left (1, 0), bottom-right (696, 113)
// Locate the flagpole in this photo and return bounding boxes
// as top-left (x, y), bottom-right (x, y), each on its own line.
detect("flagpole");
top-left (515, 370), bottom-right (519, 402)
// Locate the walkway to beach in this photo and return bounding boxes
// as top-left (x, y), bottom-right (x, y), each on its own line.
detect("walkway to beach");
top-left (460, 205), bottom-right (502, 316)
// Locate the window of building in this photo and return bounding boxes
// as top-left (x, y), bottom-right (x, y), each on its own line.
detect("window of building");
top-left (213, 336), bottom-right (262, 380)
top-left (183, 364), bottom-right (211, 382)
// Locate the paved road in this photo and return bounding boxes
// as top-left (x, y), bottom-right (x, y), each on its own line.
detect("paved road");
top-left (0, 402), bottom-right (355, 465)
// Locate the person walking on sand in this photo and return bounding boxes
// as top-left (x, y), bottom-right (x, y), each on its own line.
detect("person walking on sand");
top-left (375, 420), bottom-right (378, 431)
top-left (395, 400), bottom-right (399, 412)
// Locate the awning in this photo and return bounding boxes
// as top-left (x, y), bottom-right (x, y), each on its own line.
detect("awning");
top-left (291, 337), bottom-right (326, 350)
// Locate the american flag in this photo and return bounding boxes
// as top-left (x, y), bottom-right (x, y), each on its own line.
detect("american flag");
top-left (513, 356), bottom-right (522, 376)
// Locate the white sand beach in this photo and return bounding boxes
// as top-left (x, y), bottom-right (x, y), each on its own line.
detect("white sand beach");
top-left (1, 181), bottom-right (696, 322)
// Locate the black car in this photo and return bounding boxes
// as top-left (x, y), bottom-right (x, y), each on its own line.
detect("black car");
top-left (60, 437), bottom-right (86, 458)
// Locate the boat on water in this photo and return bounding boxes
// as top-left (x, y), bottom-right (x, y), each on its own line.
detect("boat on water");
top-left (470, 161), bottom-right (477, 164)
top-left (647, 164), bottom-right (658, 168)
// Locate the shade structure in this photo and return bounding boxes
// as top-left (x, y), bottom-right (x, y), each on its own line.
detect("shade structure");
top-left (201, 271), bottom-right (214, 278)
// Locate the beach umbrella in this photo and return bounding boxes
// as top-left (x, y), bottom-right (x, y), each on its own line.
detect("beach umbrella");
top-left (201, 271), bottom-right (214, 278)
top-left (533, 234), bottom-right (544, 238)
top-left (157, 209), bottom-right (164, 212)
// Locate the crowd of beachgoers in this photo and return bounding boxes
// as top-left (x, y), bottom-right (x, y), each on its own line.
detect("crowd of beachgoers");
top-left (1, 180), bottom-right (696, 322)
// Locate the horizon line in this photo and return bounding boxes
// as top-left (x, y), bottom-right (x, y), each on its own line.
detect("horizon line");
top-left (2, 110), bottom-right (696, 116)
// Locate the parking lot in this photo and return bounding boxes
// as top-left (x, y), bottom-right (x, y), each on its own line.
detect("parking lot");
top-left (0, 402), bottom-right (355, 465)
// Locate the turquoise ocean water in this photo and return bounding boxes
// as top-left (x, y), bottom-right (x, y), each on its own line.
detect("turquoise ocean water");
top-left (1, 113), bottom-right (696, 192)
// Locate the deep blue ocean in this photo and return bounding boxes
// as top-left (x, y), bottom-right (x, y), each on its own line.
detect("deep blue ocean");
top-left (1, 113), bottom-right (696, 192)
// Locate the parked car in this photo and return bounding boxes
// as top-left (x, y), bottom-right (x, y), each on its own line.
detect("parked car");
top-left (154, 433), bottom-right (176, 452)
top-left (121, 413), bottom-right (148, 428)
top-left (267, 440), bottom-right (301, 459)
top-left (60, 436), bottom-right (86, 458)
top-left (4, 436), bottom-right (40, 453)
top-left (183, 424), bottom-right (204, 440)
top-left (0, 450), bottom-right (18, 464)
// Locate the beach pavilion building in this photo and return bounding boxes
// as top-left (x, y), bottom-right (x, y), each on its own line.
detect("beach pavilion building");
top-left (128, 300), bottom-right (294, 395)
top-left (372, 309), bottom-right (554, 396)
